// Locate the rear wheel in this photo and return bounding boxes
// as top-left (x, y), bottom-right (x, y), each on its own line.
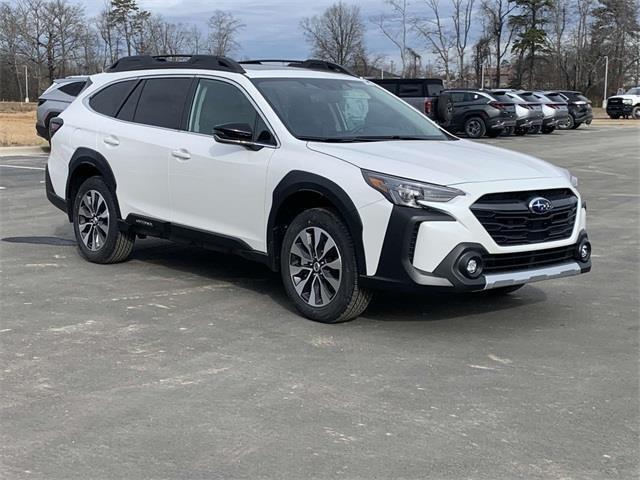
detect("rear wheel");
top-left (280, 208), bottom-right (372, 323)
top-left (73, 176), bottom-right (135, 264)
top-left (464, 117), bottom-right (486, 138)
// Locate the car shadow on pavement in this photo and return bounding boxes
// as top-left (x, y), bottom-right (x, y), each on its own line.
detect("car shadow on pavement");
top-left (129, 240), bottom-right (547, 323)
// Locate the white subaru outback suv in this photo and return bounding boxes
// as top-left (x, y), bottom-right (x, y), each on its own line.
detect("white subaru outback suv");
top-left (46, 55), bottom-right (591, 323)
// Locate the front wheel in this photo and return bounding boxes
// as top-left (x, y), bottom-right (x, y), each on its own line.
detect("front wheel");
top-left (280, 208), bottom-right (372, 323)
top-left (73, 176), bottom-right (135, 264)
top-left (558, 115), bottom-right (574, 130)
top-left (632, 106), bottom-right (640, 119)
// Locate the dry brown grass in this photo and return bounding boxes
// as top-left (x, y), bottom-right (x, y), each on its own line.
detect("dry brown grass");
top-left (0, 102), bottom-right (46, 147)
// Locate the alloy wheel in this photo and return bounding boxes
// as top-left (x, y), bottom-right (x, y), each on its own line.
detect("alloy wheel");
top-left (289, 227), bottom-right (342, 307)
top-left (466, 119), bottom-right (482, 137)
top-left (77, 190), bottom-right (109, 251)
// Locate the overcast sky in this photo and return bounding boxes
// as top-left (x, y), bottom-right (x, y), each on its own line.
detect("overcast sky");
top-left (72, 0), bottom-right (454, 65)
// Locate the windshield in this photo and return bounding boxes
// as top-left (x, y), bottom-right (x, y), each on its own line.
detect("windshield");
top-left (626, 87), bottom-right (640, 95)
top-left (251, 77), bottom-right (449, 142)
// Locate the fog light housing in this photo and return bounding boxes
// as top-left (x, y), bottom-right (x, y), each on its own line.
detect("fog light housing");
top-left (576, 239), bottom-right (591, 263)
top-left (458, 252), bottom-right (484, 279)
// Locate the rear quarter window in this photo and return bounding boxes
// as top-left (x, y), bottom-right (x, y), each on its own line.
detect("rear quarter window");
top-left (89, 80), bottom-right (137, 117)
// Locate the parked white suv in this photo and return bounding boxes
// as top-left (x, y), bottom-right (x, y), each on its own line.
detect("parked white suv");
top-left (46, 55), bottom-right (591, 323)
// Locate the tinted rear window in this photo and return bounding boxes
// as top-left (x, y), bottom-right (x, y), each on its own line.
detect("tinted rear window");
top-left (398, 82), bottom-right (423, 97)
top-left (89, 80), bottom-right (137, 117)
top-left (58, 81), bottom-right (86, 97)
top-left (133, 78), bottom-right (192, 129)
top-left (491, 93), bottom-right (512, 102)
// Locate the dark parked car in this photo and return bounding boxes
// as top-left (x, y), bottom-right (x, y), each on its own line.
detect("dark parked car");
top-left (371, 78), bottom-right (444, 120)
top-left (438, 89), bottom-right (517, 138)
top-left (546, 91), bottom-right (592, 129)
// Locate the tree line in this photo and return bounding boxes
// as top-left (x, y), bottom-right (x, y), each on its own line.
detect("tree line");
top-left (1, 0), bottom-right (638, 103)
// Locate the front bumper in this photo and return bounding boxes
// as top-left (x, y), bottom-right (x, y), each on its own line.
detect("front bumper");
top-left (606, 104), bottom-right (633, 116)
top-left (361, 185), bottom-right (590, 292)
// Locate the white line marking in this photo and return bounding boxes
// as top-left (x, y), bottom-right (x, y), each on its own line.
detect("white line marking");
top-left (0, 164), bottom-right (45, 171)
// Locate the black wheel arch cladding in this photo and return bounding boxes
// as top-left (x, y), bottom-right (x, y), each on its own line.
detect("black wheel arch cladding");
top-left (268, 170), bottom-right (366, 275)
top-left (66, 147), bottom-right (121, 221)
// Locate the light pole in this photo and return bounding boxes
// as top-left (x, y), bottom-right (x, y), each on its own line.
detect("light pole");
top-left (602, 55), bottom-right (608, 108)
top-left (481, 64), bottom-right (485, 89)
top-left (24, 65), bottom-right (29, 103)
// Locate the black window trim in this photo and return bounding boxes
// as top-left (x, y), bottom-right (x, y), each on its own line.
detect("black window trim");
top-left (184, 75), bottom-right (280, 148)
top-left (85, 74), bottom-right (195, 132)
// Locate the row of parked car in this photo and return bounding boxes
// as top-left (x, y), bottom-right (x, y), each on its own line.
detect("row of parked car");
top-left (373, 78), bottom-right (594, 138)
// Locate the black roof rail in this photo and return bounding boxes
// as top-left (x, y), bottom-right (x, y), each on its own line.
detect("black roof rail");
top-left (107, 55), bottom-right (245, 74)
top-left (239, 58), bottom-right (357, 77)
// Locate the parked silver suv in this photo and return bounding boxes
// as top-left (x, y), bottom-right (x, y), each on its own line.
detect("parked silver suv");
top-left (36, 76), bottom-right (88, 141)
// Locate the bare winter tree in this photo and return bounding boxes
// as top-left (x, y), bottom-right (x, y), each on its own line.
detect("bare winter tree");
top-left (480, 0), bottom-right (517, 87)
top-left (375, 0), bottom-right (412, 75)
top-left (452, 0), bottom-right (475, 85)
top-left (301, 2), bottom-right (365, 66)
top-left (207, 10), bottom-right (244, 56)
top-left (414, 0), bottom-right (454, 83)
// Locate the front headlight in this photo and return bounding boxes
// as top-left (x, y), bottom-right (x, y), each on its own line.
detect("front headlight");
top-left (622, 98), bottom-right (633, 104)
top-left (362, 170), bottom-right (465, 207)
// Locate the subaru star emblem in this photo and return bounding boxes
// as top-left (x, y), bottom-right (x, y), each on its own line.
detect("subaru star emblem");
top-left (528, 197), bottom-right (553, 214)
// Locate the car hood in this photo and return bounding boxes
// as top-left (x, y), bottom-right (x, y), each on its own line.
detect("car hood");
top-left (608, 95), bottom-right (640, 101)
top-left (307, 139), bottom-right (564, 186)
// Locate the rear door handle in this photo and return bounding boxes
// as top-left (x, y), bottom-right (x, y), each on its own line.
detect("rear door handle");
top-left (171, 149), bottom-right (191, 160)
top-left (103, 136), bottom-right (119, 146)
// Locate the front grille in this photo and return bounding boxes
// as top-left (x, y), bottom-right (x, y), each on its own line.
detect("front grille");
top-left (471, 189), bottom-right (578, 246)
top-left (607, 98), bottom-right (622, 105)
top-left (483, 245), bottom-right (576, 274)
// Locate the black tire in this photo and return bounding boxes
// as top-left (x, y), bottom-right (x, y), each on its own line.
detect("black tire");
top-left (632, 106), bottom-right (640, 120)
top-left (487, 129), bottom-right (502, 138)
top-left (501, 126), bottom-right (514, 136)
top-left (73, 176), bottom-right (135, 264)
top-left (558, 114), bottom-right (574, 130)
top-left (529, 124), bottom-right (541, 134)
top-left (542, 126), bottom-right (555, 134)
top-left (485, 284), bottom-right (525, 295)
top-left (464, 116), bottom-right (486, 138)
top-left (514, 127), bottom-right (527, 136)
top-left (280, 208), bottom-right (372, 323)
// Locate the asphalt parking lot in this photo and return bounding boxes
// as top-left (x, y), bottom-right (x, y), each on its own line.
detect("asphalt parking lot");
top-left (1, 125), bottom-right (639, 479)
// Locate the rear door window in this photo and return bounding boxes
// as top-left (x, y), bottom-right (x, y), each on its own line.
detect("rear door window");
top-left (398, 82), bottom-right (424, 97)
top-left (89, 80), bottom-right (137, 117)
top-left (116, 80), bottom-right (143, 121)
top-left (133, 77), bottom-right (192, 129)
top-left (450, 92), bottom-right (465, 103)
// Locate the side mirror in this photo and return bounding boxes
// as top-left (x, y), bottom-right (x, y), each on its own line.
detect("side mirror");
top-left (213, 123), bottom-right (256, 148)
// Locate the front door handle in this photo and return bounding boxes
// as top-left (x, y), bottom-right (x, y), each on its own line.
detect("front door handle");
top-left (171, 149), bottom-right (191, 160)
top-left (103, 136), bottom-right (119, 146)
